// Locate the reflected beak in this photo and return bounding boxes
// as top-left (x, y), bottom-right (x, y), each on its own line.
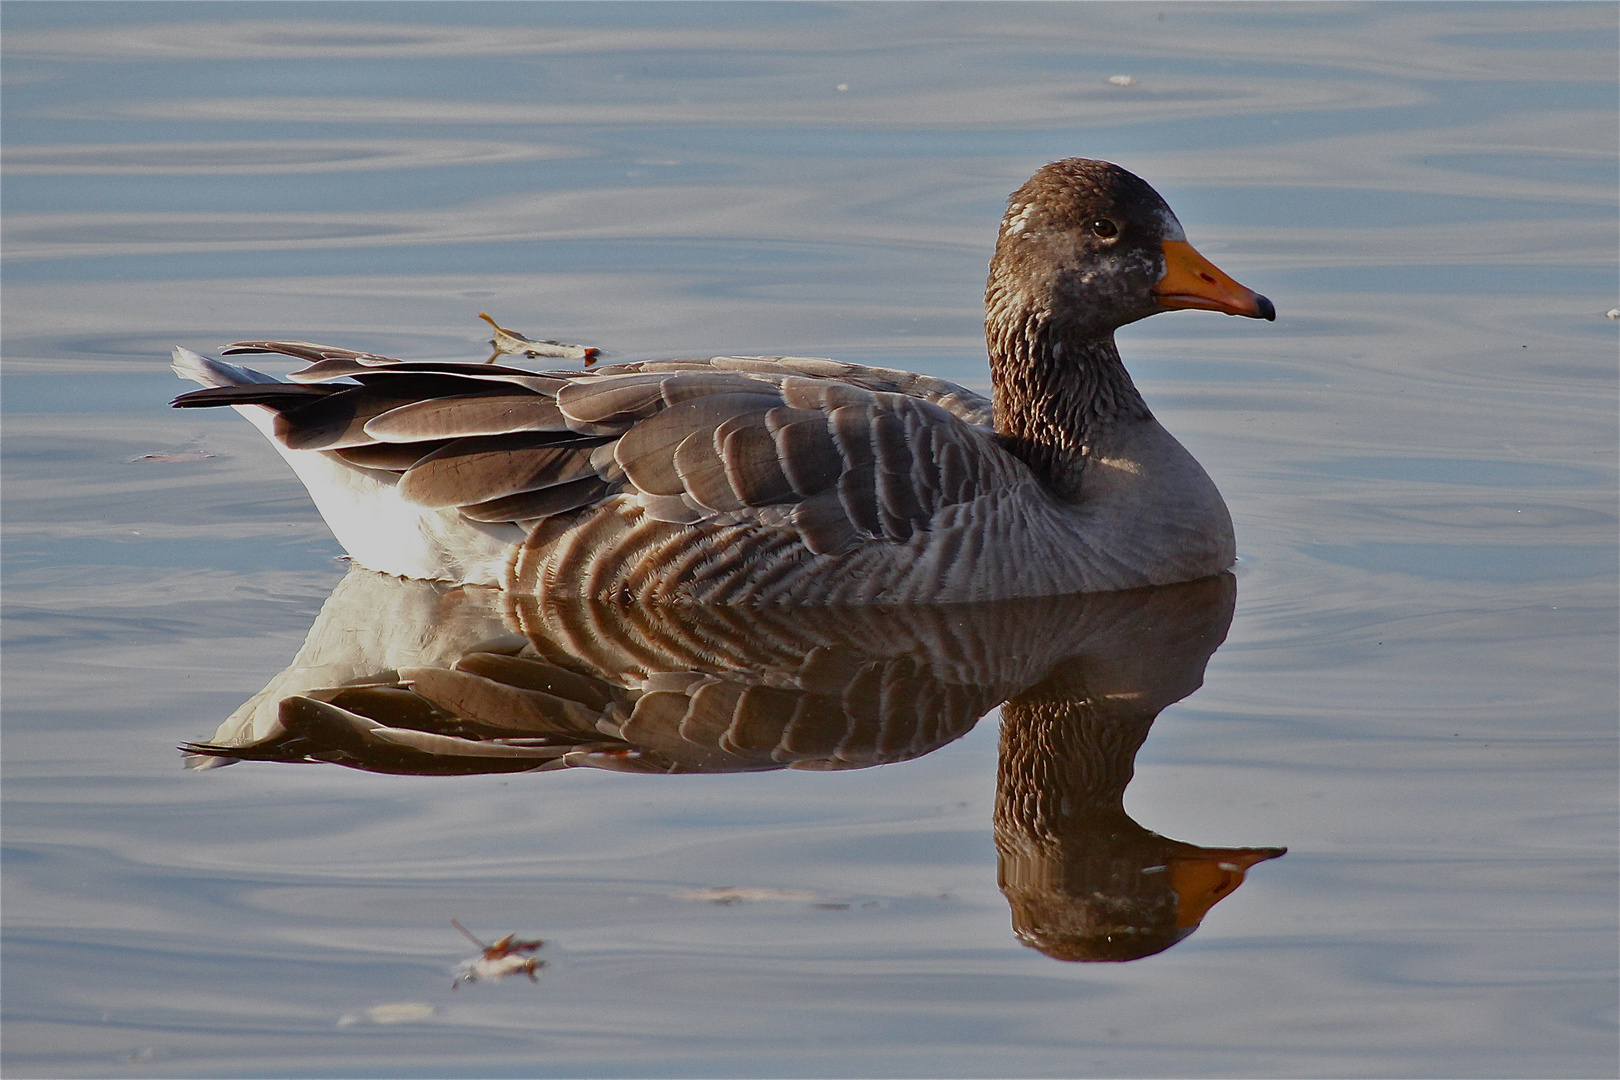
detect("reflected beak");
top-left (1168, 847), bottom-right (1287, 929)
top-left (1154, 240), bottom-right (1276, 321)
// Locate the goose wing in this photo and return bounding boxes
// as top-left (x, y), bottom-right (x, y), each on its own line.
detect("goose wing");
top-left (173, 344), bottom-right (1013, 556)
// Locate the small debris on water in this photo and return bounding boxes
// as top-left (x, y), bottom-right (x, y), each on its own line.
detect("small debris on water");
top-left (673, 886), bottom-right (821, 905)
top-left (1605, 308), bottom-right (1619, 319)
top-left (337, 1002), bottom-right (436, 1027)
top-left (1108, 75), bottom-right (1137, 87)
top-left (479, 312), bottom-right (599, 365)
top-left (671, 886), bottom-right (877, 908)
top-left (129, 451), bottom-right (216, 463)
top-left (450, 918), bottom-right (544, 988)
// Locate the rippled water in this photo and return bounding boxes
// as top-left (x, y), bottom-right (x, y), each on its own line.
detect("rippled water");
top-left (3, 3), bottom-right (1616, 1077)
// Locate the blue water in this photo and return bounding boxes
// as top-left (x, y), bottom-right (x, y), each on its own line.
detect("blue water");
top-left (3, 3), bottom-right (1615, 1077)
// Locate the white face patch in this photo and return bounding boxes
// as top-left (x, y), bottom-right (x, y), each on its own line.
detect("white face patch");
top-left (1155, 208), bottom-right (1186, 242)
top-left (1003, 201), bottom-right (1038, 237)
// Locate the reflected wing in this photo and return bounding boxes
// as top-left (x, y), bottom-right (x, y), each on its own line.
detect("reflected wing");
top-left (181, 565), bottom-right (1237, 778)
top-left (182, 647), bottom-right (995, 776)
top-left (174, 344), bottom-right (1009, 556)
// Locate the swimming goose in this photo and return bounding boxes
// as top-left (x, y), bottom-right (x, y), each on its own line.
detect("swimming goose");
top-left (172, 158), bottom-right (1273, 603)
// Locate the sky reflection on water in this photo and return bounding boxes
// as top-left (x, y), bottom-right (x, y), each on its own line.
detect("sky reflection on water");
top-left (2, 2), bottom-right (1615, 1077)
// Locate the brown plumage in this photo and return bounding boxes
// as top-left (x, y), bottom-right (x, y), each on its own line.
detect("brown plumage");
top-left (172, 159), bottom-right (1273, 603)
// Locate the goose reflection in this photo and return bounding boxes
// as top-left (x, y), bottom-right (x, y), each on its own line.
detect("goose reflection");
top-left (185, 567), bottom-right (1282, 961)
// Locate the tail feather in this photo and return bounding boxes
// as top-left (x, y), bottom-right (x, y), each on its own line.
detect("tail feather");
top-left (221, 340), bottom-right (401, 365)
top-left (171, 346), bottom-right (282, 389)
top-left (171, 383), bottom-right (335, 409)
top-left (167, 347), bottom-right (520, 586)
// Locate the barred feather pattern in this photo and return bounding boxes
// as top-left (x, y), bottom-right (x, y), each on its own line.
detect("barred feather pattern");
top-left (173, 338), bottom-right (1228, 602)
top-left (183, 563), bottom-right (1237, 777)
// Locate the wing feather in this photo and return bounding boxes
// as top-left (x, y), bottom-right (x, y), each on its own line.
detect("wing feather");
top-left (769, 412), bottom-right (842, 497)
top-left (660, 371), bottom-right (779, 404)
top-left (453, 653), bottom-right (617, 711)
top-left (175, 345), bottom-right (1019, 553)
top-left (792, 490), bottom-right (861, 556)
top-left (614, 391), bottom-right (783, 496)
top-left (364, 394), bottom-right (567, 441)
top-left (838, 463), bottom-right (883, 537)
top-left (399, 666), bottom-right (602, 737)
top-left (170, 383), bottom-right (335, 409)
top-left (635, 491), bottom-right (708, 525)
top-left (555, 374), bottom-right (669, 426)
top-left (332, 440), bottom-right (449, 471)
top-left (459, 475), bottom-right (616, 523)
top-left (718, 419), bottom-right (796, 506)
top-left (291, 358), bottom-right (567, 395)
top-left (672, 431), bottom-right (746, 513)
top-left (221, 340), bottom-right (400, 365)
top-left (398, 437), bottom-right (602, 508)
top-left (274, 385), bottom-right (471, 450)
top-left (938, 439), bottom-right (973, 505)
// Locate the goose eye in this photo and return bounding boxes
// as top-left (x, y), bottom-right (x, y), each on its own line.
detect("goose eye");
top-left (1090, 218), bottom-right (1119, 239)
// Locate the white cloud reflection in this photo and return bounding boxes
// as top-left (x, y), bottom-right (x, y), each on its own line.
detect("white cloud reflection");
top-left (43, 74), bottom-right (1421, 130)
top-left (3, 140), bottom-right (584, 176)
top-left (5, 8), bottom-right (1613, 85)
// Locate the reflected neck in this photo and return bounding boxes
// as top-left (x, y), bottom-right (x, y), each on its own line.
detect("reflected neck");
top-left (994, 684), bottom-right (1158, 839)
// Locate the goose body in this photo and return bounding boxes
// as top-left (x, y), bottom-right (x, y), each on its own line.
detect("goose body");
top-left (173, 159), bottom-right (1273, 604)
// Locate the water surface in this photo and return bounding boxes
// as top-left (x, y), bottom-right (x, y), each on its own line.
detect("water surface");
top-left (3, 3), bottom-right (1616, 1077)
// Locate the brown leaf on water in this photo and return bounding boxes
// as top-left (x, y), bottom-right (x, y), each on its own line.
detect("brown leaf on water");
top-left (450, 918), bottom-right (545, 988)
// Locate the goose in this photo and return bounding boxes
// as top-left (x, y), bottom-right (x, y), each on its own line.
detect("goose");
top-left (172, 158), bottom-right (1274, 604)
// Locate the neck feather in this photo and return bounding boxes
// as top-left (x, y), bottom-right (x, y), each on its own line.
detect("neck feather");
top-left (988, 315), bottom-right (1151, 493)
top-left (996, 691), bottom-right (1156, 827)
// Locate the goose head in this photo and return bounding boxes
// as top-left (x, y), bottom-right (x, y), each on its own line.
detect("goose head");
top-left (986, 158), bottom-right (1274, 343)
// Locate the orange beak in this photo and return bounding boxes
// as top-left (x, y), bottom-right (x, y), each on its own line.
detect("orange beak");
top-left (1169, 847), bottom-right (1287, 929)
top-left (1154, 240), bottom-right (1275, 320)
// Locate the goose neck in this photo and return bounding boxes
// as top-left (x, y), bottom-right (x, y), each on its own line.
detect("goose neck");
top-left (989, 324), bottom-right (1151, 493)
